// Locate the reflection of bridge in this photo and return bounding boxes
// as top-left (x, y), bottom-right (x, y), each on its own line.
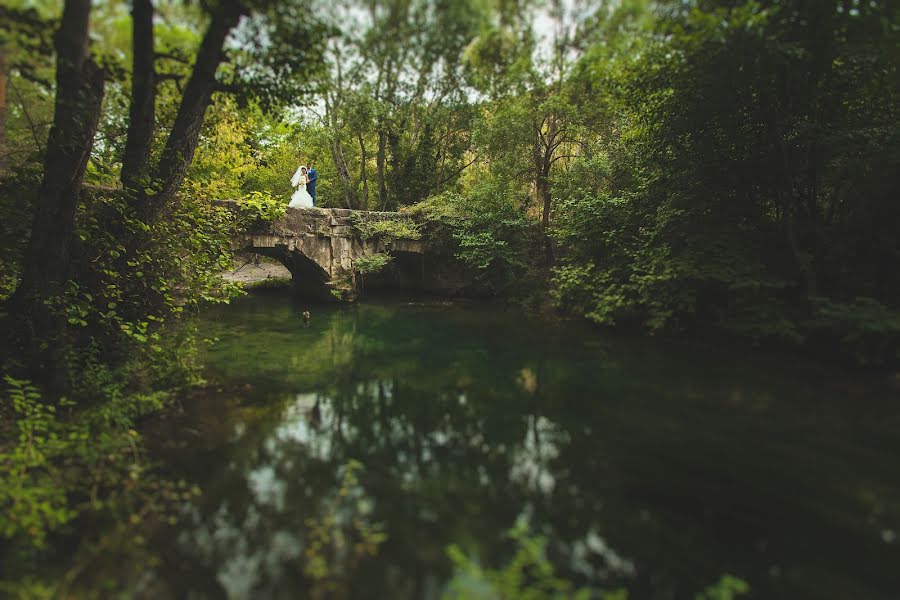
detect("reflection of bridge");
top-left (222, 203), bottom-right (437, 299)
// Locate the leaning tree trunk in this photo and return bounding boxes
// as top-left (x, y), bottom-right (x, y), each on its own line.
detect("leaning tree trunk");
top-left (120, 0), bottom-right (155, 191)
top-left (11, 0), bottom-right (104, 368)
top-left (145, 0), bottom-right (246, 220)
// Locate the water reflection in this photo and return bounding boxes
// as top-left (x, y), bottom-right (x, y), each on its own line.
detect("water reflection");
top-left (141, 296), bottom-right (900, 600)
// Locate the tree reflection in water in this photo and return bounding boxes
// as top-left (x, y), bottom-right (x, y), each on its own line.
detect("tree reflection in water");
top-left (138, 297), bottom-right (900, 600)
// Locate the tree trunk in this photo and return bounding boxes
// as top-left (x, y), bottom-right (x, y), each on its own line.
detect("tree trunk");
top-left (330, 136), bottom-right (355, 209)
top-left (538, 166), bottom-right (553, 264)
top-left (539, 115), bottom-right (559, 229)
top-left (533, 122), bottom-right (554, 264)
top-left (538, 171), bottom-right (551, 228)
top-left (357, 130), bottom-right (369, 210)
top-left (120, 0), bottom-right (155, 191)
top-left (11, 0), bottom-right (105, 367)
top-left (147, 0), bottom-right (245, 219)
top-left (323, 90), bottom-right (355, 208)
top-left (533, 137), bottom-right (552, 229)
top-left (376, 128), bottom-right (387, 209)
top-left (0, 50), bottom-right (7, 174)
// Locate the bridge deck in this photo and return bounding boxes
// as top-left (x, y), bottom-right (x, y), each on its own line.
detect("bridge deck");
top-left (213, 199), bottom-right (409, 219)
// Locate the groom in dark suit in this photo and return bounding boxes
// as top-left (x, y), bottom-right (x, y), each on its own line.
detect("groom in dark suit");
top-left (306, 161), bottom-right (318, 206)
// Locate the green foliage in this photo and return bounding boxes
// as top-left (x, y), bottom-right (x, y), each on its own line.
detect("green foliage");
top-left (8, 0), bottom-right (897, 365)
top-left (290, 0), bottom-right (486, 210)
top-left (0, 377), bottom-right (76, 549)
top-left (550, 0), bottom-right (900, 364)
top-left (441, 525), bottom-right (749, 600)
top-left (0, 166), bottom-right (42, 301)
top-left (805, 298), bottom-right (900, 367)
top-left (0, 358), bottom-right (201, 592)
top-left (351, 213), bottom-right (421, 242)
top-left (0, 1), bottom-right (327, 592)
top-left (442, 524), bottom-right (593, 600)
top-left (405, 183), bottom-right (546, 298)
top-left (463, 26), bottom-right (535, 98)
top-left (419, 184), bottom-right (543, 295)
top-left (185, 98), bottom-right (265, 199)
top-left (185, 97), bottom-right (316, 204)
top-left (58, 188), bottom-right (241, 366)
top-left (235, 190), bottom-right (287, 228)
top-left (0, 5), bottom-right (55, 180)
top-left (402, 192), bottom-right (465, 223)
top-left (354, 253), bottom-right (393, 275)
top-left (694, 574), bottom-right (750, 600)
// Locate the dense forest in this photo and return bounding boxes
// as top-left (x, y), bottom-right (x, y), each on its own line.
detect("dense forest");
top-left (0, 0), bottom-right (898, 595)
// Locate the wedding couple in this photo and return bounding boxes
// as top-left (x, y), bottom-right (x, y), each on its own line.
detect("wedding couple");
top-left (289, 160), bottom-right (318, 208)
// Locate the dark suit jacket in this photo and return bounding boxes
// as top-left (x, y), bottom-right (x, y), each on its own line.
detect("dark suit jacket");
top-left (307, 168), bottom-right (318, 196)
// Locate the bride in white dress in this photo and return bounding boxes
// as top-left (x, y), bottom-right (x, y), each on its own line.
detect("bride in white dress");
top-left (289, 165), bottom-right (314, 208)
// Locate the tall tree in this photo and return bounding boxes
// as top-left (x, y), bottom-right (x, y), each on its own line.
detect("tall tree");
top-left (148, 1), bottom-right (247, 215)
top-left (120, 0), bottom-right (155, 191)
top-left (10, 0), bottom-right (105, 365)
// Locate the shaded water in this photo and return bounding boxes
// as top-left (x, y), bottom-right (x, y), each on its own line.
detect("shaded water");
top-left (142, 294), bottom-right (899, 599)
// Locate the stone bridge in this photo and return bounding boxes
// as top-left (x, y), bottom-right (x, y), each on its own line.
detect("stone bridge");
top-left (222, 203), bottom-right (440, 299)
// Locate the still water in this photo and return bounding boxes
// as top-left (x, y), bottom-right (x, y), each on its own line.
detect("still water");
top-left (142, 293), bottom-right (899, 599)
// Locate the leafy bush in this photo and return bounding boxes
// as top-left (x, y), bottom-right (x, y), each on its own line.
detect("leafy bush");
top-left (805, 298), bottom-right (900, 367)
top-left (442, 524), bottom-right (593, 600)
top-left (47, 188), bottom-right (242, 370)
top-left (0, 377), bottom-right (76, 549)
top-left (402, 192), bottom-right (465, 223)
top-left (235, 190), bottom-right (287, 228)
top-left (0, 166), bottom-right (42, 302)
top-left (410, 183), bottom-right (544, 296)
top-left (354, 253), bottom-right (393, 275)
top-left (351, 213), bottom-right (421, 242)
top-left (547, 0), bottom-right (900, 364)
top-left (0, 368), bottom-right (200, 594)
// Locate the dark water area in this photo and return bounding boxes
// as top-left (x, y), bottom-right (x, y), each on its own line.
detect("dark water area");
top-left (139, 293), bottom-right (900, 599)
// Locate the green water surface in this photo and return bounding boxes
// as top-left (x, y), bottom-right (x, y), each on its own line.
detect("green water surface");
top-left (140, 293), bottom-right (900, 599)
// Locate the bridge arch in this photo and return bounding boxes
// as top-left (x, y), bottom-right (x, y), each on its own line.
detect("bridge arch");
top-left (229, 206), bottom-right (430, 300)
top-left (238, 236), bottom-right (333, 300)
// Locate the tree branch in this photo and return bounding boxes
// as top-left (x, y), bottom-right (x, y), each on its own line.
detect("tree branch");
top-left (8, 77), bottom-right (44, 153)
top-left (432, 154), bottom-right (478, 191)
top-left (549, 153), bottom-right (577, 166)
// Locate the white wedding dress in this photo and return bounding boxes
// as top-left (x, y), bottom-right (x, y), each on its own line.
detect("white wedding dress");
top-left (289, 167), bottom-right (314, 208)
